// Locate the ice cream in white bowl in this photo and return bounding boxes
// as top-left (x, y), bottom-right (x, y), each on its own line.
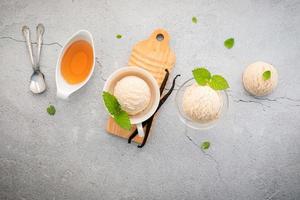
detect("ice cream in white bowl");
top-left (103, 67), bottom-right (160, 137)
top-left (114, 76), bottom-right (151, 115)
top-left (176, 78), bottom-right (228, 129)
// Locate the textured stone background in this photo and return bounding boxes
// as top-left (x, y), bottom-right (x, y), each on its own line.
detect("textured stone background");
top-left (1, 0), bottom-right (300, 199)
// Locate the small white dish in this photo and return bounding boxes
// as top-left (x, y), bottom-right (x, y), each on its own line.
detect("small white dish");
top-left (56, 30), bottom-right (95, 99)
top-left (175, 78), bottom-right (229, 130)
top-left (103, 67), bottom-right (160, 137)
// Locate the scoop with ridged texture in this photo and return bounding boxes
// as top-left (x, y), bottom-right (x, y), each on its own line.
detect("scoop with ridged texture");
top-left (114, 76), bottom-right (151, 115)
top-left (243, 61), bottom-right (278, 96)
top-left (182, 83), bottom-right (222, 122)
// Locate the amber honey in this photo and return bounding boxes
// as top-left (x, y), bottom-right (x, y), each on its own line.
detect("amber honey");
top-left (61, 40), bottom-right (93, 84)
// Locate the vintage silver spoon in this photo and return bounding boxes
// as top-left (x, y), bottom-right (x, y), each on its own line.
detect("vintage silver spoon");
top-left (22, 25), bottom-right (46, 94)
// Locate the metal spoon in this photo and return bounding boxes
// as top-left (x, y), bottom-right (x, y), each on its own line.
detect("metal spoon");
top-left (22, 25), bottom-right (46, 94)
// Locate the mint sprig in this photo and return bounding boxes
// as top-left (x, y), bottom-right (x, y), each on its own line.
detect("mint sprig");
top-left (263, 70), bottom-right (271, 81)
top-left (102, 91), bottom-right (121, 115)
top-left (192, 67), bottom-right (229, 90)
top-left (102, 91), bottom-right (131, 130)
top-left (193, 68), bottom-right (211, 86)
top-left (47, 105), bottom-right (56, 116)
top-left (114, 110), bottom-right (131, 130)
top-left (209, 75), bottom-right (229, 90)
top-left (116, 34), bottom-right (122, 39)
top-left (201, 141), bottom-right (210, 150)
top-left (192, 16), bottom-right (198, 24)
top-left (224, 38), bottom-right (234, 49)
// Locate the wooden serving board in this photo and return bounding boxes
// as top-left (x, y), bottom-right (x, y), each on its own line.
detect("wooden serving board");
top-left (106, 29), bottom-right (176, 143)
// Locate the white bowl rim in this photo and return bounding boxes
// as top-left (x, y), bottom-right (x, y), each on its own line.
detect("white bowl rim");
top-left (102, 66), bottom-right (160, 124)
top-left (55, 29), bottom-right (95, 99)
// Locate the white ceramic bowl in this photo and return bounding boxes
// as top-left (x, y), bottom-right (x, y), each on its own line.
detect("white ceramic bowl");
top-left (56, 30), bottom-right (95, 99)
top-left (175, 78), bottom-right (229, 129)
top-left (103, 67), bottom-right (160, 137)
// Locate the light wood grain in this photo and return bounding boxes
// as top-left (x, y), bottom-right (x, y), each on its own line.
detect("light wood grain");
top-left (106, 29), bottom-right (176, 144)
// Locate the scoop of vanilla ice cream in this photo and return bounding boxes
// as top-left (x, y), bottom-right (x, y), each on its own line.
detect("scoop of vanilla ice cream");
top-left (243, 61), bottom-right (278, 96)
top-left (182, 83), bottom-right (222, 122)
top-left (114, 76), bottom-right (151, 115)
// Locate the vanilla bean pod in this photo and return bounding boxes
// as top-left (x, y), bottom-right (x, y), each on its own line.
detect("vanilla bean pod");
top-left (137, 74), bottom-right (180, 148)
top-left (128, 69), bottom-right (170, 143)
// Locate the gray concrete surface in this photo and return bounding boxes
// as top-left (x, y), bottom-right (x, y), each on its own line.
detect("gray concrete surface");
top-left (1, 0), bottom-right (300, 199)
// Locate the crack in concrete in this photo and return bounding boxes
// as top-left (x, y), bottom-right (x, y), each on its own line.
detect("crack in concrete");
top-left (233, 99), bottom-right (269, 111)
top-left (0, 36), bottom-right (63, 47)
top-left (202, 150), bottom-right (229, 190)
top-left (0, 36), bottom-right (23, 43)
top-left (265, 190), bottom-right (280, 200)
top-left (229, 91), bottom-right (300, 110)
top-left (95, 57), bottom-right (107, 82)
top-left (233, 99), bottom-right (268, 106)
top-left (253, 96), bottom-right (300, 103)
top-left (183, 127), bottom-right (229, 192)
top-left (229, 93), bottom-right (269, 111)
top-left (236, 90), bottom-right (300, 103)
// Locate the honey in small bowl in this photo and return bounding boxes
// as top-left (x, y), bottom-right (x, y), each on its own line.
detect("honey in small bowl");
top-left (61, 40), bottom-right (94, 84)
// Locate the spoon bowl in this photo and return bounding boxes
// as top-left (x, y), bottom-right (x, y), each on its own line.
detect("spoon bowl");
top-left (30, 70), bottom-right (46, 94)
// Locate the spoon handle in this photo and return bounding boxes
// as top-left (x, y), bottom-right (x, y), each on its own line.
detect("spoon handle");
top-left (22, 26), bottom-right (36, 70)
top-left (36, 24), bottom-right (45, 68)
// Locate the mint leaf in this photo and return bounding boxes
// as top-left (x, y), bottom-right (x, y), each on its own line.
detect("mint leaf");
top-left (263, 70), bottom-right (271, 80)
top-left (47, 105), bottom-right (56, 116)
top-left (192, 16), bottom-right (198, 24)
top-left (102, 91), bottom-right (131, 130)
top-left (224, 38), bottom-right (234, 49)
top-left (102, 91), bottom-right (121, 116)
top-left (201, 141), bottom-right (210, 150)
top-left (193, 67), bottom-right (211, 86)
top-left (116, 34), bottom-right (122, 39)
top-left (114, 110), bottom-right (131, 130)
top-left (209, 75), bottom-right (229, 90)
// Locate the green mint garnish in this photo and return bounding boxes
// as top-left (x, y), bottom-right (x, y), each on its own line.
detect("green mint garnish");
top-left (224, 38), bottom-right (234, 49)
top-left (193, 67), bottom-right (211, 86)
top-left (192, 67), bottom-right (229, 90)
top-left (102, 91), bottom-right (121, 116)
top-left (114, 110), bottom-right (131, 130)
top-left (116, 34), bottom-right (122, 39)
top-left (201, 141), bottom-right (210, 150)
top-left (208, 75), bottom-right (229, 90)
top-left (47, 105), bottom-right (56, 116)
top-left (102, 91), bottom-right (131, 130)
top-left (192, 16), bottom-right (198, 24)
top-left (263, 70), bottom-right (271, 80)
